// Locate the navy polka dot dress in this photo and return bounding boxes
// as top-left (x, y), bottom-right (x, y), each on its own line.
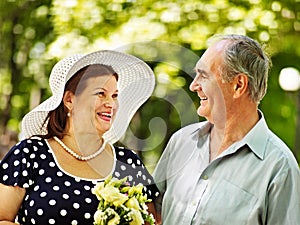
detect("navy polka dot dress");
top-left (0, 137), bottom-right (159, 224)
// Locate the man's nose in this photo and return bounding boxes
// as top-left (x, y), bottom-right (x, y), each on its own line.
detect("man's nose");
top-left (189, 76), bottom-right (201, 92)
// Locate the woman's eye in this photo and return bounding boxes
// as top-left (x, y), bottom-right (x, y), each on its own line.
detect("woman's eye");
top-left (95, 91), bottom-right (105, 97)
top-left (112, 93), bottom-right (118, 99)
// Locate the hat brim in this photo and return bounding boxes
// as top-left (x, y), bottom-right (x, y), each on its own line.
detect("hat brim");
top-left (21, 50), bottom-right (155, 144)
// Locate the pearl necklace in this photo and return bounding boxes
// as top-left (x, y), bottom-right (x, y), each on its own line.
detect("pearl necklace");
top-left (53, 136), bottom-right (106, 161)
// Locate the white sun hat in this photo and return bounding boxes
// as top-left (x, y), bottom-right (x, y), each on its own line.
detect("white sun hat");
top-left (20, 50), bottom-right (155, 144)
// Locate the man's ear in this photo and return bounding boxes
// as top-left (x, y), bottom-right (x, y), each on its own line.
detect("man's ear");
top-left (233, 73), bottom-right (248, 98)
top-left (63, 91), bottom-right (74, 112)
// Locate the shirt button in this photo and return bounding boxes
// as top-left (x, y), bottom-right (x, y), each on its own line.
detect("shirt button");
top-left (203, 174), bottom-right (209, 180)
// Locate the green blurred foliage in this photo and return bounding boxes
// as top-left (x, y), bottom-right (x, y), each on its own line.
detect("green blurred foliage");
top-left (0, 0), bottom-right (299, 165)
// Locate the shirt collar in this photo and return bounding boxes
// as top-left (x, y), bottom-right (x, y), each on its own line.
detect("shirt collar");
top-left (238, 110), bottom-right (269, 160)
top-left (195, 110), bottom-right (269, 160)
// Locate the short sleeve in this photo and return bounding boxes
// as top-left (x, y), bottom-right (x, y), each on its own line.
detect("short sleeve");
top-left (114, 146), bottom-right (160, 201)
top-left (0, 138), bottom-right (41, 188)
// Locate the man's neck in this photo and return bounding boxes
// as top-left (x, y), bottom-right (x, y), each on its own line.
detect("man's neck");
top-left (209, 103), bottom-right (259, 160)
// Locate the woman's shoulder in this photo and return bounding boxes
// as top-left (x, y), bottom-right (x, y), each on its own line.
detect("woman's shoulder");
top-left (114, 145), bottom-right (140, 158)
top-left (1, 137), bottom-right (48, 162)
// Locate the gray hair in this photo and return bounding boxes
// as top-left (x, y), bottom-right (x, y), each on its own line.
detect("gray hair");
top-left (215, 34), bottom-right (272, 104)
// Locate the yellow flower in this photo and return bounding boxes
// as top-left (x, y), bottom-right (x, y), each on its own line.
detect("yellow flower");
top-left (92, 182), bottom-right (105, 200)
top-left (129, 209), bottom-right (144, 225)
top-left (125, 197), bottom-right (140, 210)
top-left (99, 185), bottom-right (128, 206)
top-left (106, 208), bottom-right (121, 225)
top-left (93, 210), bottom-right (107, 225)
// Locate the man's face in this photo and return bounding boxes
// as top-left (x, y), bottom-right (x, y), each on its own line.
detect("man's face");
top-left (190, 40), bottom-right (234, 126)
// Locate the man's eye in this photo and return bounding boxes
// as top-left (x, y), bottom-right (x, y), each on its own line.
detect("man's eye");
top-left (112, 93), bottom-right (118, 99)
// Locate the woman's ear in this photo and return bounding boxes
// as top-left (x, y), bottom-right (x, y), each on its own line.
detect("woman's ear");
top-left (233, 73), bottom-right (248, 98)
top-left (63, 91), bottom-right (74, 112)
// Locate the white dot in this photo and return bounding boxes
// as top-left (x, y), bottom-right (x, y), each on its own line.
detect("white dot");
top-left (120, 165), bottom-right (126, 171)
top-left (23, 183), bottom-right (29, 188)
top-left (49, 219), bottom-right (55, 224)
top-left (23, 148), bottom-right (29, 153)
top-left (39, 169), bottom-right (45, 175)
top-left (84, 213), bottom-right (91, 219)
top-left (74, 190), bottom-right (80, 195)
top-left (31, 218), bottom-right (35, 224)
top-left (40, 154), bottom-right (46, 159)
top-left (85, 198), bottom-right (92, 204)
top-left (60, 209), bottom-right (67, 216)
top-left (73, 202), bottom-right (80, 209)
top-left (132, 163), bottom-right (136, 169)
top-left (57, 171), bottom-right (63, 177)
top-left (30, 153), bottom-right (36, 159)
top-left (136, 159), bottom-right (141, 165)
top-left (147, 179), bottom-right (152, 184)
top-left (33, 146), bottom-right (38, 151)
top-left (128, 175), bottom-right (133, 181)
top-left (71, 220), bottom-right (78, 225)
top-left (29, 200), bottom-right (34, 207)
top-left (84, 185), bottom-right (90, 191)
top-left (2, 163), bottom-right (8, 169)
top-left (33, 162), bottom-right (39, 168)
top-left (53, 186), bottom-right (60, 191)
top-left (118, 151), bottom-right (125, 156)
top-left (45, 177), bottom-right (52, 183)
top-left (14, 171), bottom-right (19, 177)
top-left (14, 149), bottom-right (20, 155)
top-left (3, 175), bottom-right (8, 181)
top-left (62, 194), bottom-right (69, 199)
top-left (115, 172), bottom-right (120, 177)
top-left (14, 160), bottom-right (20, 166)
top-left (142, 175), bottom-right (146, 180)
top-left (37, 209), bottom-right (43, 215)
top-left (22, 170), bottom-right (28, 176)
top-left (40, 192), bottom-right (47, 198)
top-left (22, 158), bottom-right (26, 164)
top-left (49, 162), bottom-right (55, 167)
top-left (64, 181), bottom-right (71, 187)
top-left (34, 185), bottom-right (40, 191)
top-left (49, 199), bottom-right (56, 206)
top-left (127, 158), bottom-right (133, 164)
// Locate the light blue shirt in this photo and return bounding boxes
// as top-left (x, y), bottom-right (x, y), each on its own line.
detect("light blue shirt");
top-left (153, 112), bottom-right (300, 225)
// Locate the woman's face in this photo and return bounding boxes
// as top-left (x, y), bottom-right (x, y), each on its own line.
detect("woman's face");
top-left (71, 74), bottom-right (119, 138)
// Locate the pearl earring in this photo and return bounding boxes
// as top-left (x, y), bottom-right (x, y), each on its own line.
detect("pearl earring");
top-left (67, 112), bottom-right (71, 117)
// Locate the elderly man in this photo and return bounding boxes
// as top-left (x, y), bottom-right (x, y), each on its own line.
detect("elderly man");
top-left (154, 34), bottom-right (300, 225)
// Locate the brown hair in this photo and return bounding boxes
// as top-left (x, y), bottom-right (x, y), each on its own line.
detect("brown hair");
top-left (38, 64), bottom-right (118, 139)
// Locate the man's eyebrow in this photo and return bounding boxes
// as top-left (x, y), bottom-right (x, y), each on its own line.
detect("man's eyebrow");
top-left (195, 68), bottom-right (208, 75)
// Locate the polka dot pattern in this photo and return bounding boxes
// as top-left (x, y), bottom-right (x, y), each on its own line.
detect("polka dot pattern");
top-left (0, 137), bottom-right (159, 224)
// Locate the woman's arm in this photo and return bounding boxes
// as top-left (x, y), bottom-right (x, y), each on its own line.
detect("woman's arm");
top-left (0, 183), bottom-right (25, 224)
top-left (147, 202), bottom-right (161, 225)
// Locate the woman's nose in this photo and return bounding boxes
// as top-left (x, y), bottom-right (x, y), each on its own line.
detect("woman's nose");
top-left (104, 97), bottom-right (117, 108)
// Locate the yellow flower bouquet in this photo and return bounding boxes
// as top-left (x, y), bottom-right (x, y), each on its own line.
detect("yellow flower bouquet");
top-left (92, 176), bottom-right (155, 225)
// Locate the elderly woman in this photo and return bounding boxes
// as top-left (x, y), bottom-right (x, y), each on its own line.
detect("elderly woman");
top-left (0, 50), bottom-right (159, 224)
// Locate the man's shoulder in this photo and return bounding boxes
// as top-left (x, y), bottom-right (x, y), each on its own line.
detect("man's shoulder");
top-left (172, 121), bottom-right (210, 137)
